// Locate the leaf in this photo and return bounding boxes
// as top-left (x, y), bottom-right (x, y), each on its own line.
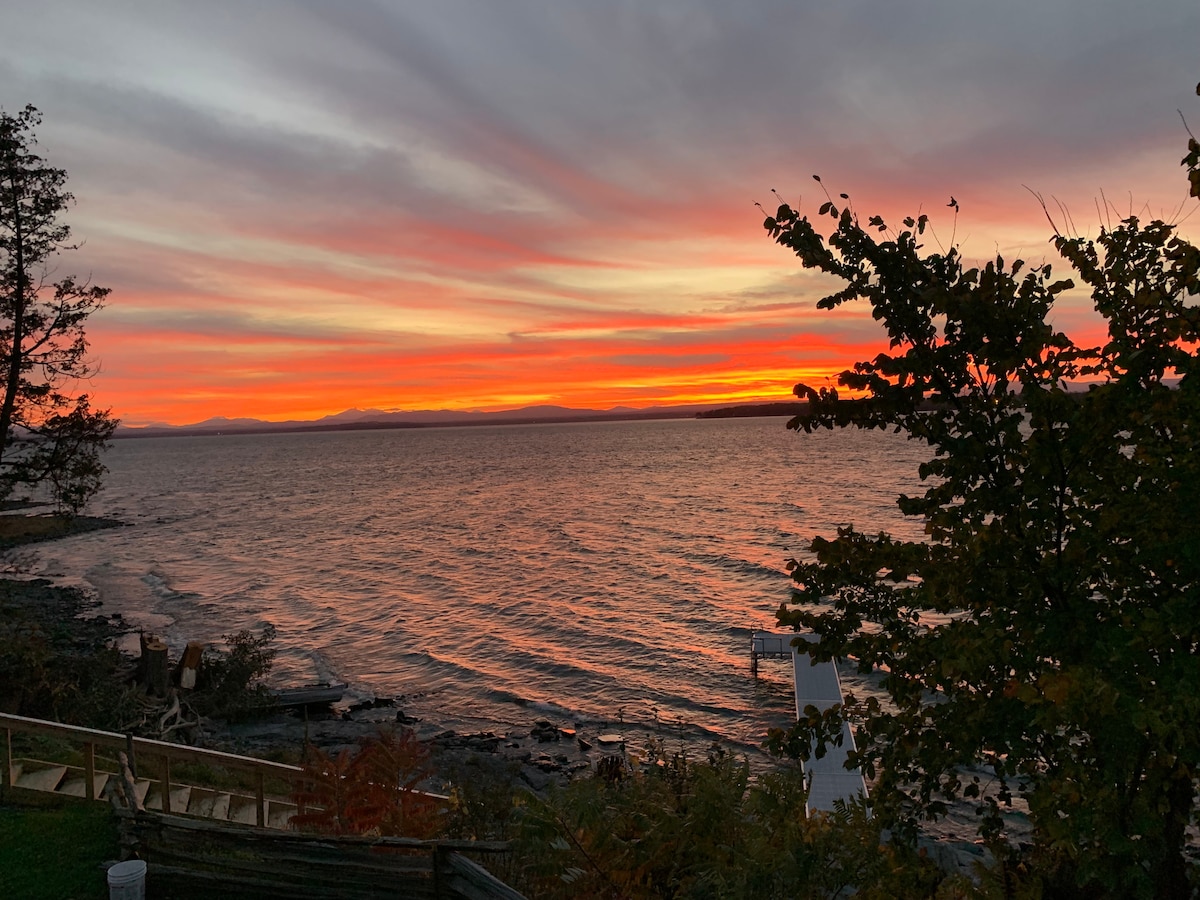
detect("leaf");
top-left (762, 106), bottom-right (1200, 888)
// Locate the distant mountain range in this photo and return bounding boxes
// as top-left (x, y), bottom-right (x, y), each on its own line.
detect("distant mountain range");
top-left (114, 401), bottom-right (801, 439)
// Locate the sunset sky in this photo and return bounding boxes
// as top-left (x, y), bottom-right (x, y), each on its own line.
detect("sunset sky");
top-left (3, 1), bottom-right (1198, 426)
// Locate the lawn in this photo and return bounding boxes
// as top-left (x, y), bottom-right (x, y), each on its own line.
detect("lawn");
top-left (0, 793), bottom-right (119, 900)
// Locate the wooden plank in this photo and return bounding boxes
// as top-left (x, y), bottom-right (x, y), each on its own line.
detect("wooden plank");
top-left (162, 754), bottom-right (172, 813)
top-left (83, 742), bottom-right (95, 801)
top-left (266, 800), bottom-right (298, 830)
top-left (256, 770), bottom-right (265, 827)
top-left (58, 776), bottom-right (92, 798)
top-left (142, 842), bottom-right (435, 878)
top-left (441, 852), bottom-right (529, 900)
top-left (169, 785), bottom-right (192, 812)
top-left (145, 785), bottom-right (191, 812)
top-left (131, 810), bottom-right (502, 851)
top-left (210, 792), bottom-right (231, 820)
top-left (120, 811), bottom-right (522, 899)
top-left (186, 789), bottom-right (219, 818)
top-left (140, 842), bottom-right (438, 891)
top-left (0, 712), bottom-right (305, 778)
top-left (16, 764), bottom-right (67, 792)
top-left (145, 862), bottom-right (438, 900)
top-left (228, 796), bottom-right (257, 825)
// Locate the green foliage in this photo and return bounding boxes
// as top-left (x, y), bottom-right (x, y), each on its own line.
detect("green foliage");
top-left (0, 104), bottom-right (116, 515)
top-left (441, 752), bottom-right (525, 841)
top-left (0, 796), bottom-right (118, 899)
top-left (764, 96), bottom-right (1200, 897)
top-left (189, 626), bottom-right (277, 720)
top-left (0, 601), bottom-right (140, 731)
top-left (292, 728), bottom-right (442, 838)
top-left (510, 740), bottom-right (950, 899)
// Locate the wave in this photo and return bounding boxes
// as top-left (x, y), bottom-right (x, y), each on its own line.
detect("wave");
top-left (39, 418), bottom-right (922, 761)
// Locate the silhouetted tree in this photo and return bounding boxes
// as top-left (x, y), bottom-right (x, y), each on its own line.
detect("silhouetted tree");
top-left (0, 105), bottom-right (116, 513)
top-left (765, 84), bottom-right (1200, 897)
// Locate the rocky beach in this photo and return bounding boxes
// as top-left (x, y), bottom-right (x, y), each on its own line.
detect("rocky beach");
top-left (0, 510), bottom-right (643, 800)
top-left (0, 508), bottom-right (1006, 883)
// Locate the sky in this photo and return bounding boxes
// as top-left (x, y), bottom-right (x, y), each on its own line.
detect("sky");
top-left (2, 1), bottom-right (1198, 426)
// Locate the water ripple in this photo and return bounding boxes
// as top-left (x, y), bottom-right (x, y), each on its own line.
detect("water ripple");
top-left (37, 418), bottom-right (927, 759)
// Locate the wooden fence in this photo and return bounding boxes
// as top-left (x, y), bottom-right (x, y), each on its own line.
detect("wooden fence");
top-left (117, 809), bottom-right (524, 899)
top-left (2, 712), bottom-right (527, 898)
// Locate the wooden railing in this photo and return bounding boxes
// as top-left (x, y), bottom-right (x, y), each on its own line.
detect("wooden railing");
top-left (1, 711), bottom-right (304, 826)
top-left (2, 711), bottom-right (527, 898)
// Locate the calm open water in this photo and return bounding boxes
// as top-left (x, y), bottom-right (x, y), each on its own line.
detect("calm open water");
top-left (28, 417), bottom-right (929, 759)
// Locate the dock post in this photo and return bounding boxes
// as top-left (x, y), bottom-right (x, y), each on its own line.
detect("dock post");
top-left (256, 771), bottom-right (266, 827)
top-left (2, 725), bottom-right (10, 793)
top-left (84, 742), bottom-right (96, 801)
top-left (162, 754), bottom-right (172, 813)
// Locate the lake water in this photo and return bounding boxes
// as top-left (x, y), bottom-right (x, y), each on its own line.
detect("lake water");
top-left (27, 417), bottom-right (930, 762)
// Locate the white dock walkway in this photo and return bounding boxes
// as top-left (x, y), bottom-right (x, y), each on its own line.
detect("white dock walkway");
top-left (751, 632), bottom-right (869, 816)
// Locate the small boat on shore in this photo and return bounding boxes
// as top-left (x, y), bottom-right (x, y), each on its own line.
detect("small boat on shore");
top-left (270, 682), bottom-right (347, 708)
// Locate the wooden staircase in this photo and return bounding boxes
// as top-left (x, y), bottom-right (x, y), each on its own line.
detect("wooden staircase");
top-left (11, 758), bottom-right (302, 830)
top-left (2, 713), bottom-right (308, 829)
top-left (8, 755), bottom-right (302, 828)
top-left (3, 713), bottom-right (526, 899)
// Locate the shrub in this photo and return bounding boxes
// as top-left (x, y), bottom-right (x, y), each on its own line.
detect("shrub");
top-left (190, 625), bottom-right (277, 720)
top-left (291, 728), bottom-right (443, 839)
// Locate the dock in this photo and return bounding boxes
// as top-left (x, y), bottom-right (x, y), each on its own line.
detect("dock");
top-left (751, 631), bottom-right (869, 816)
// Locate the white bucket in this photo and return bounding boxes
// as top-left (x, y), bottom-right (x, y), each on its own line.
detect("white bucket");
top-left (107, 859), bottom-right (147, 900)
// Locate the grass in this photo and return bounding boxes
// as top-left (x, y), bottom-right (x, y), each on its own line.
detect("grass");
top-left (0, 793), bottom-right (119, 900)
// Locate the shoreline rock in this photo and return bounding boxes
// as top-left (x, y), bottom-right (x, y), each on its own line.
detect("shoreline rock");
top-left (1, 522), bottom-right (1017, 879)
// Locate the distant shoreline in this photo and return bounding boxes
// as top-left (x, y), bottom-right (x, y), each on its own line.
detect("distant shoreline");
top-left (113, 403), bottom-right (806, 440)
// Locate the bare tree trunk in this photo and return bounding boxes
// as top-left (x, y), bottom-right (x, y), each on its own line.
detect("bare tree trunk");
top-left (0, 167), bottom-right (26, 463)
top-left (1155, 768), bottom-right (1195, 900)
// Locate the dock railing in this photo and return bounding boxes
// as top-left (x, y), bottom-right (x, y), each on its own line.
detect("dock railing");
top-left (749, 632), bottom-right (870, 816)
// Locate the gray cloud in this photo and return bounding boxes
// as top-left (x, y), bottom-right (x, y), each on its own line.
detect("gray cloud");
top-left (2, 0), bottom-right (1197, 419)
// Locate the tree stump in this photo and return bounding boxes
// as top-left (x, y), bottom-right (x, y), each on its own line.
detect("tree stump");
top-left (142, 635), bottom-right (170, 696)
top-left (179, 641), bottom-right (204, 690)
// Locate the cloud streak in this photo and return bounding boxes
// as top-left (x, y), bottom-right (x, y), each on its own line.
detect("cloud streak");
top-left (2, 0), bottom-right (1197, 424)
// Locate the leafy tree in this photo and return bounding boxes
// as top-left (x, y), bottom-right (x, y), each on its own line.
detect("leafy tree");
top-left (763, 86), bottom-right (1200, 897)
top-left (0, 104), bottom-right (116, 514)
